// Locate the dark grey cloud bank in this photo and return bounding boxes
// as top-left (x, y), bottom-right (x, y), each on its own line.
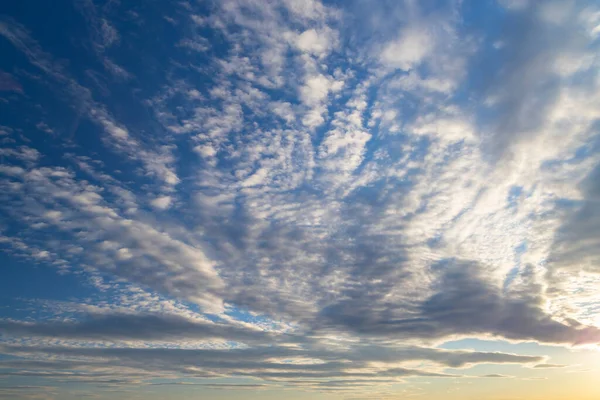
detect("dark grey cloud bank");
top-left (314, 260), bottom-right (600, 344)
top-left (0, 313), bottom-right (271, 343)
top-left (0, 322), bottom-right (543, 367)
top-left (0, 342), bottom-right (543, 385)
top-left (550, 163), bottom-right (600, 277)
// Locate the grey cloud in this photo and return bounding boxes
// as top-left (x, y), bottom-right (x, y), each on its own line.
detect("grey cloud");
top-left (241, 368), bottom-right (459, 380)
top-left (337, 345), bottom-right (543, 368)
top-left (150, 383), bottom-right (268, 389)
top-left (0, 341), bottom-right (541, 369)
top-left (316, 260), bottom-right (600, 345)
top-left (0, 165), bottom-right (224, 309)
top-left (0, 344), bottom-right (459, 386)
top-left (0, 345), bottom-right (350, 372)
top-left (533, 363), bottom-right (567, 369)
top-left (471, 2), bottom-right (598, 160)
top-left (0, 341), bottom-right (542, 387)
top-left (417, 262), bottom-right (599, 344)
top-left (549, 163), bottom-right (600, 276)
top-left (194, 384), bottom-right (267, 390)
top-left (0, 70), bottom-right (23, 93)
top-left (0, 313), bottom-right (270, 343)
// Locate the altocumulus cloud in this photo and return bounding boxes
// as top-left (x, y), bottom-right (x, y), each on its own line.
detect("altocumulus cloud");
top-left (0, 0), bottom-right (599, 397)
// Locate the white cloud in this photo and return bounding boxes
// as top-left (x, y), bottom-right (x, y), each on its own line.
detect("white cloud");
top-left (240, 168), bottom-right (270, 188)
top-left (178, 36), bottom-right (211, 52)
top-left (0, 146), bottom-right (40, 163)
top-left (380, 27), bottom-right (433, 70)
top-left (92, 110), bottom-right (130, 140)
top-left (116, 247), bottom-right (133, 260)
top-left (100, 18), bottom-right (119, 47)
top-left (194, 144), bottom-right (218, 158)
top-left (103, 58), bottom-right (131, 79)
top-left (300, 74), bottom-right (342, 128)
top-left (580, 7), bottom-right (600, 38)
top-left (295, 28), bottom-right (336, 57)
top-left (409, 111), bottom-right (475, 143)
top-left (150, 195), bottom-right (173, 210)
top-left (300, 74), bottom-right (332, 105)
top-left (270, 101), bottom-right (296, 124)
top-left (282, 0), bottom-right (329, 21)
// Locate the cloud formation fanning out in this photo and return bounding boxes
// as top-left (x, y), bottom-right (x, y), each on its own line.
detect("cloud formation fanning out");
top-left (1, 0), bottom-right (600, 398)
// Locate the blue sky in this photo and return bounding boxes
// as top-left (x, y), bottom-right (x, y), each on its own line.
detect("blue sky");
top-left (1, 0), bottom-right (600, 399)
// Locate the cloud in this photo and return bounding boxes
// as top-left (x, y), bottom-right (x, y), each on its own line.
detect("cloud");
top-left (0, 165), bottom-right (223, 311)
top-left (0, 313), bottom-right (270, 343)
top-left (300, 73), bottom-right (342, 128)
top-left (533, 363), bottom-right (567, 369)
top-left (0, 18), bottom-right (178, 192)
top-left (295, 28), bottom-right (336, 57)
top-left (0, 146), bottom-right (40, 163)
top-left (1, 0), bottom-right (600, 396)
top-left (156, 383), bottom-right (268, 390)
top-left (380, 27), bottom-right (433, 70)
top-left (316, 260), bottom-right (600, 345)
top-left (479, 374), bottom-right (513, 378)
top-left (0, 70), bottom-right (23, 93)
top-left (74, 0), bottom-right (130, 80)
top-left (150, 195), bottom-right (173, 210)
top-left (549, 163), bottom-right (600, 277)
top-left (0, 343), bottom-right (476, 385)
top-left (0, 311), bottom-right (543, 366)
top-left (472, 1), bottom-right (599, 161)
top-left (178, 36), bottom-right (211, 52)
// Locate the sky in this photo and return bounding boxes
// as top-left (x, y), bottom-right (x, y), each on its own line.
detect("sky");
top-left (0, 0), bottom-right (600, 399)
